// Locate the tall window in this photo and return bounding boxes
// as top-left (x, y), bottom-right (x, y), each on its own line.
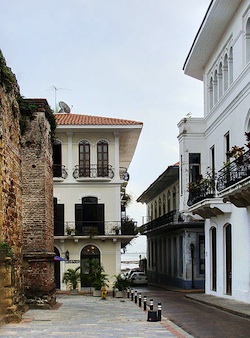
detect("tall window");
top-left (79, 140), bottom-right (90, 177)
top-left (209, 77), bottom-right (213, 110)
top-left (162, 194), bottom-right (166, 214)
top-left (189, 153), bottom-right (201, 183)
top-left (167, 191), bottom-right (171, 212)
top-left (53, 140), bottom-right (62, 177)
top-left (158, 197), bottom-right (162, 217)
top-left (223, 54), bottom-right (229, 92)
top-left (211, 146), bottom-right (215, 180)
top-left (225, 132), bottom-right (230, 162)
top-left (172, 187), bottom-right (176, 210)
top-left (246, 17), bottom-right (250, 63)
top-left (97, 140), bottom-right (108, 177)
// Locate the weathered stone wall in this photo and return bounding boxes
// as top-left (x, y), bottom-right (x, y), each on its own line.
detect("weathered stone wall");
top-left (21, 99), bottom-right (56, 308)
top-left (0, 54), bottom-right (24, 321)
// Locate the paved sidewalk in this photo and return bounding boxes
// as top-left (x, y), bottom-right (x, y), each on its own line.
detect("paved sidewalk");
top-left (0, 295), bottom-right (192, 338)
top-left (185, 293), bottom-right (250, 319)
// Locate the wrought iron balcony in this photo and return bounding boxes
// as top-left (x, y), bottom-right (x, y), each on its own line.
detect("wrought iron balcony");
top-left (217, 149), bottom-right (250, 192)
top-left (53, 164), bottom-right (68, 179)
top-left (141, 210), bottom-right (177, 233)
top-left (187, 179), bottom-right (215, 206)
top-left (54, 221), bottom-right (137, 236)
top-left (73, 165), bottom-right (114, 179)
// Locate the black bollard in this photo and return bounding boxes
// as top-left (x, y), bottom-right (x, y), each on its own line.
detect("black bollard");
top-left (112, 288), bottom-right (115, 298)
top-left (149, 299), bottom-right (153, 310)
top-left (127, 288), bottom-right (130, 298)
top-left (131, 289), bottom-right (134, 301)
top-left (143, 296), bottom-right (147, 311)
top-left (138, 293), bottom-right (142, 307)
top-left (157, 303), bottom-right (162, 321)
top-left (134, 290), bottom-right (137, 304)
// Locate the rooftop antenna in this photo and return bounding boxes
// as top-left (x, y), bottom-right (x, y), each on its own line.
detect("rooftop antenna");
top-left (50, 86), bottom-right (71, 112)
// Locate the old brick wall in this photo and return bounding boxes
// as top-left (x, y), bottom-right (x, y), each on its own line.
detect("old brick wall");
top-left (0, 54), bottom-right (24, 320)
top-left (21, 100), bottom-right (56, 308)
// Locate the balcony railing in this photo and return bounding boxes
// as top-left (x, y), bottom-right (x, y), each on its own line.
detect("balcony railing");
top-left (141, 210), bottom-right (177, 233)
top-left (187, 179), bottom-right (215, 206)
top-left (217, 149), bottom-right (250, 192)
top-left (53, 165), bottom-right (68, 179)
top-left (73, 165), bottom-right (114, 179)
top-left (54, 221), bottom-right (137, 236)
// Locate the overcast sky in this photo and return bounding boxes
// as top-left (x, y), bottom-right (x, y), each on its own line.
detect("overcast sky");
top-left (1, 0), bottom-right (210, 252)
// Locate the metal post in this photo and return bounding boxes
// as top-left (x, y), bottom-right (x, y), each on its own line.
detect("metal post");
top-left (157, 303), bottom-right (162, 321)
top-left (127, 288), bottom-right (130, 298)
top-left (131, 289), bottom-right (134, 301)
top-left (138, 293), bottom-right (142, 307)
top-left (134, 290), bottom-right (137, 304)
top-left (143, 296), bottom-right (147, 311)
top-left (149, 299), bottom-right (153, 311)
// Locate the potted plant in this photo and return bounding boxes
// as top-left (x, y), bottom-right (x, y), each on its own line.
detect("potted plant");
top-left (62, 267), bottom-right (81, 292)
top-left (92, 271), bottom-right (109, 297)
top-left (83, 258), bottom-right (109, 296)
top-left (113, 273), bottom-right (131, 298)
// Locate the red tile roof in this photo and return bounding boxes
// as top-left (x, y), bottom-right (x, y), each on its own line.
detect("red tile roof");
top-left (55, 113), bottom-right (143, 126)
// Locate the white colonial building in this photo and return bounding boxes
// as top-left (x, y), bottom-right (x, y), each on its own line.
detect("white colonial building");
top-left (137, 163), bottom-right (205, 289)
top-left (178, 0), bottom-right (250, 303)
top-left (53, 112), bottom-right (142, 290)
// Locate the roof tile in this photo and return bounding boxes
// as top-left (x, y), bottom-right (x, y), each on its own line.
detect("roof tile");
top-left (55, 113), bottom-right (143, 126)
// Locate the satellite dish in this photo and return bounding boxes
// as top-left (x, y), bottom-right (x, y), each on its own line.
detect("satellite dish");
top-left (58, 101), bottom-right (71, 114)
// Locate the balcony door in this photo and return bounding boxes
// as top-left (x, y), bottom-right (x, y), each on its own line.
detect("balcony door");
top-left (54, 198), bottom-right (64, 236)
top-left (79, 140), bottom-right (90, 177)
top-left (97, 140), bottom-right (108, 177)
top-left (75, 196), bottom-right (104, 235)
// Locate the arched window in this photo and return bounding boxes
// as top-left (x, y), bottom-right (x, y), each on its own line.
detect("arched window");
top-left (172, 187), bottom-right (176, 211)
top-left (158, 197), bottom-right (162, 217)
top-left (162, 194), bottom-right (166, 215)
top-left (218, 62), bottom-right (223, 99)
top-left (79, 140), bottom-right (90, 177)
top-left (167, 191), bottom-right (171, 212)
top-left (209, 76), bottom-right (213, 110)
top-left (246, 18), bottom-right (250, 63)
top-left (229, 47), bottom-right (233, 85)
top-left (213, 70), bottom-right (218, 104)
top-left (97, 140), bottom-right (109, 177)
top-left (223, 54), bottom-right (229, 92)
top-left (154, 200), bottom-right (157, 219)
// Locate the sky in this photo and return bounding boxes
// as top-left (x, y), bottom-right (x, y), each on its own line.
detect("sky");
top-left (0, 0), bottom-right (211, 253)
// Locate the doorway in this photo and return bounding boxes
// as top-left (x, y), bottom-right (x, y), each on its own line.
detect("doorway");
top-left (225, 224), bottom-right (232, 295)
top-left (81, 245), bottom-right (100, 287)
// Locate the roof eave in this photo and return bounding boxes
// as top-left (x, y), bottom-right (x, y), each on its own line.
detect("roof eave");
top-left (183, 0), bottom-right (242, 80)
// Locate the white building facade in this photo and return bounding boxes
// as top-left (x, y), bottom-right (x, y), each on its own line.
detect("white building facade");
top-left (137, 164), bottom-right (205, 289)
top-left (53, 112), bottom-right (142, 290)
top-left (178, 0), bottom-right (250, 303)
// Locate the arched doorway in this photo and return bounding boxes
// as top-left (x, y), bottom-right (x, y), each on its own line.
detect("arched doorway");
top-left (54, 247), bottom-right (61, 289)
top-left (225, 223), bottom-right (232, 295)
top-left (81, 245), bottom-right (100, 287)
